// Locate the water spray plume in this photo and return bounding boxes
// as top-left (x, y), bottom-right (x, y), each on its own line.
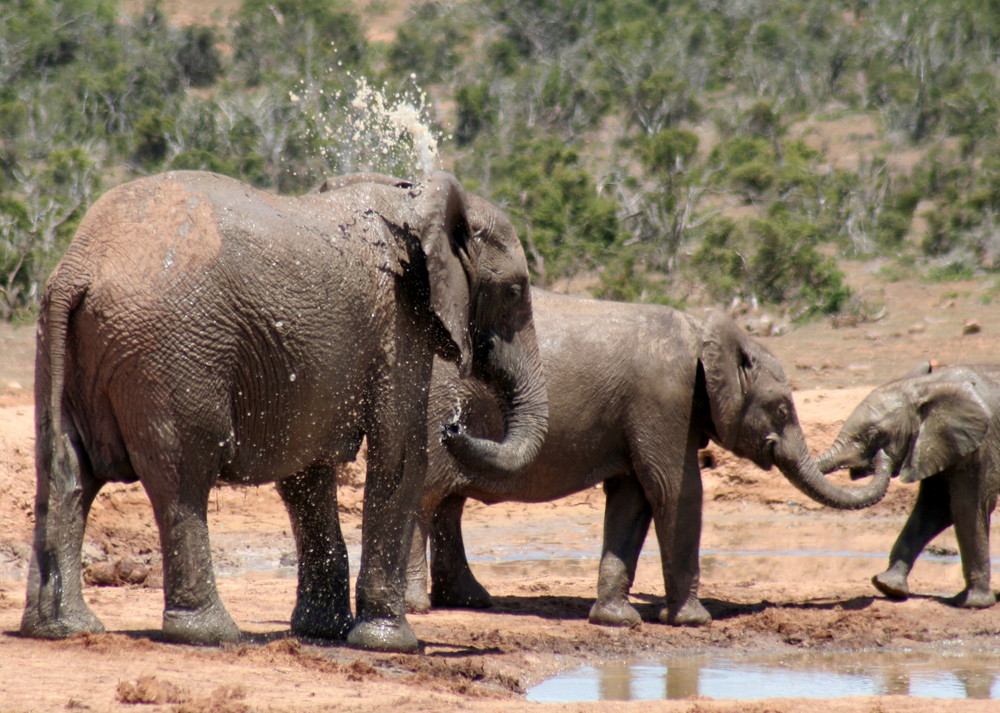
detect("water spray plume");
top-left (295, 73), bottom-right (442, 180)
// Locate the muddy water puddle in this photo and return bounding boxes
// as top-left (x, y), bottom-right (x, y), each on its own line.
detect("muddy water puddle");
top-left (527, 650), bottom-right (1000, 702)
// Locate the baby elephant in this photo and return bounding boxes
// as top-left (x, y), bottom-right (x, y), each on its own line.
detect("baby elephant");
top-left (407, 288), bottom-right (890, 627)
top-left (818, 363), bottom-right (999, 609)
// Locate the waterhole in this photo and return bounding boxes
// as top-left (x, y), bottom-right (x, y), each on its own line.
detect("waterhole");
top-left (527, 651), bottom-right (1000, 702)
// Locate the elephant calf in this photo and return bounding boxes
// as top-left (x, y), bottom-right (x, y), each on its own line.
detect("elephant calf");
top-left (819, 362), bottom-right (1000, 609)
top-left (405, 288), bottom-right (891, 627)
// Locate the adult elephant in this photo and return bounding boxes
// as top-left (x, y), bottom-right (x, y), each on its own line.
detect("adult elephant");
top-left (19, 170), bottom-right (547, 653)
top-left (405, 289), bottom-right (891, 627)
top-left (817, 362), bottom-right (998, 609)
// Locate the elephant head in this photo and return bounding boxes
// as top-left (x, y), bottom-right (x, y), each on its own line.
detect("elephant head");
top-left (817, 367), bottom-right (989, 484)
top-left (701, 310), bottom-right (891, 509)
top-left (313, 172), bottom-right (547, 479)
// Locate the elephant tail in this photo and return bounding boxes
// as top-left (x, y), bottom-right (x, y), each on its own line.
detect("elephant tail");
top-left (35, 263), bottom-right (90, 502)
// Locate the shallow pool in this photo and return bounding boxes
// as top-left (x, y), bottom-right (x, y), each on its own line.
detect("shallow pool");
top-left (527, 650), bottom-right (1000, 702)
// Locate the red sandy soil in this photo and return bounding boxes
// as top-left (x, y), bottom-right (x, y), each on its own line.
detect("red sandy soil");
top-left (1, 263), bottom-right (998, 712)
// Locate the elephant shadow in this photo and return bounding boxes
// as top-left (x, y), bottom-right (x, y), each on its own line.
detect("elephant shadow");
top-left (45, 627), bottom-right (506, 658)
top-left (484, 591), bottom-right (898, 623)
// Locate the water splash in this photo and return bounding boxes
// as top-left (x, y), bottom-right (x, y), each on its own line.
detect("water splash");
top-left (292, 73), bottom-right (443, 180)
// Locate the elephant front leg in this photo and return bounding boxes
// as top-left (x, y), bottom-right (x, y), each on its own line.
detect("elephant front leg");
top-left (347, 380), bottom-right (425, 653)
top-left (405, 510), bottom-right (432, 613)
top-left (874, 478), bottom-right (952, 601)
top-left (429, 495), bottom-right (493, 609)
top-left (589, 476), bottom-right (651, 627)
top-left (278, 464), bottom-right (353, 639)
top-left (20, 439), bottom-right (104, 639)
top-left (652, 450), bottom-right (710, 627)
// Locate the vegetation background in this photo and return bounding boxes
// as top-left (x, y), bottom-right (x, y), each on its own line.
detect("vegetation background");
top-left (3, 0), bottom-right (1000, 324)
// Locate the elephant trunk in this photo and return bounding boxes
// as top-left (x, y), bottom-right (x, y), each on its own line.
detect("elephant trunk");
top-left (774, 429), bottom-right (891, 510)
top-left (815, 437), bottom-right (849, 475)
top-left (442, 327), bottom-right (548, 479)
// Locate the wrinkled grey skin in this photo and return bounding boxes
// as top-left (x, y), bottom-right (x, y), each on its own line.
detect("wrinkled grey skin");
top-left (20, 170), bottom-right (547, 653)
top-left (405, 289), bottom-right (891, 627)
top-left (818, 362), bottom-right (999, 609)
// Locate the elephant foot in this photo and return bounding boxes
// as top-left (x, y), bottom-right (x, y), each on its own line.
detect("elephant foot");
top-left (952, 587), bottom-right (996, 609)
top-left (430, 576), bottom-right (493, 610)
top-left (872, 571), bottom-right (910, 600)
top-left (660, 597), bottom-right (711, 627)
top-left (588, 599), bottom-right (641, 627)
top-left (291, 605), bottom-right (353, 641)
top-left (346, 617), bottom-right (420, 653)
top-left (162, 601), bottom-right (241, 646)
top-left (20, 602), bottom-right (105, 640)
top-left (405, 585), bottom-right (432, 614)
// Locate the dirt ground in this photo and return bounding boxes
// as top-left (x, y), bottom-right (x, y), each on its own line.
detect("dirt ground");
top-left (1, 261), bottom-right (999, 712)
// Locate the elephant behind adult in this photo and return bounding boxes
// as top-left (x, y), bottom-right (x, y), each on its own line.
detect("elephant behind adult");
top-left (20, 170), bottom-right (547, 653)
top-left (817, 362), bottom-right (1000, 609)
top-left (406, 289), bottom-right (892, 627)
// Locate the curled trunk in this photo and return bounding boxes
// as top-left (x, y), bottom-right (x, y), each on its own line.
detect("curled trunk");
top-left (442, 329), bottom-right (548, 480)
top-left (775, 430), bottom-right (891, 510)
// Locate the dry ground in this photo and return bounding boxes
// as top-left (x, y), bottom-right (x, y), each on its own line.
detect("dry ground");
top-left (1, 262), bottom-right (999, 712)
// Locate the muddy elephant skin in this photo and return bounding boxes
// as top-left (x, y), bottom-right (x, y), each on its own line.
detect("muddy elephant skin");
top-left (20, 170), bottom-right (548, 653)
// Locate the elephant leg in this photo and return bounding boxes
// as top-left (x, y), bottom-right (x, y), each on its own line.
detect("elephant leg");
top-left (430, 495), bottom-right (493, 609)
top-left (277, 464), bottom-right (353, 639)
top-left (874, 477), bottom-right (952, 600)
top-left (142, 457), bottom-right (238, 645)
top-left (948, 473), bottom-right (996, 609)
top-left (647, 442), bottom-right (710, 627)
top-left (20, 434), bottom-right (105, 639)
top-left (589, 476), bottom-right (651, 627)
top-left (347, 371), bottom-right (425, 653)
top-left (405, 505), bottom-right (432, 613)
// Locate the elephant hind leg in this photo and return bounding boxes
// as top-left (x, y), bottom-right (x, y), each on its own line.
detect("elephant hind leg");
top-left (429, 495), bottom-right (492, 609)
top-left (948, 473), bottom-right (996, 609)
top-left (137, 445), bottom-right (239, 645)
top-left (20, 430), bottom-right (105, 639)
top-left (278, 464), bottom-right (353, 639)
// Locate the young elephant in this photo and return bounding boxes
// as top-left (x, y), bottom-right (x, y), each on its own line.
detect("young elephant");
top-left (407, 289), bottom-right (891, 627)
top-left (818, 363), bottom-right (999, 609)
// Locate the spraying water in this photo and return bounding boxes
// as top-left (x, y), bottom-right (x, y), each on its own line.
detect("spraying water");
top-left (292, 73), bottom-right (443, 180)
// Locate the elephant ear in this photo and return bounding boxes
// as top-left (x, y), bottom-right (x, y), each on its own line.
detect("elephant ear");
top-left (410, 171), bottom-right (475, 376)
top-left (900, 380), bottom-right (990, 483)
top-left (701, 310), bottom-right (755, 450)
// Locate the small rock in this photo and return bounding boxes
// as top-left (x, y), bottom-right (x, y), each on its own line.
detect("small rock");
top-left (84, 561), bottom-right (119, 586)
top-left (907, 323), bottom-right (926, 334)
top-left (962, 320), bottom-right (982, 335)
top-left (84, 557), bottom-right (149, 586)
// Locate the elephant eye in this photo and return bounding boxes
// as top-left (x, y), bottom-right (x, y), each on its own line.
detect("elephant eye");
top-left (505, 283), bottom-right (523, 304)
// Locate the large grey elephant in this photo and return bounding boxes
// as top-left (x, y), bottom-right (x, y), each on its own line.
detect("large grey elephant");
top-left (405, 289), bottom-right (891, 627)
top-left (818, 362), bottom-right (999, 609)
top-left (19, 170), bottom-right (547, 653)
